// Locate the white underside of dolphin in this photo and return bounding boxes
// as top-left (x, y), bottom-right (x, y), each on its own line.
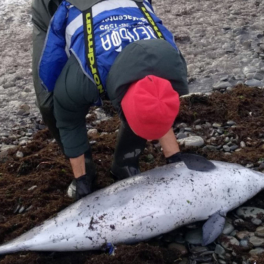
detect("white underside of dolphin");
top-left (0, 156), bottom-right (263, 254)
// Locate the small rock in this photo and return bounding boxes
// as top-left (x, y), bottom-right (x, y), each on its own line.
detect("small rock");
top-left (16, 151), bottom-right (24, 158)
top-left (236, 207), bottom-right (264, 220)
top-left (236, 231), bottom-right (253, 240)
top-left (254, 72), bottom-right (264, 80)
top-left (223, 145), bottom-right (231, 152)
top-left (28, 186), bottom-right (37, 191)
top-left (249, 247), bottom-right (264, 256)
top-left (230, 145), bottom-right (239, 151)
top-left (1, 144), bottom-right (16, 152)
top-left (203, 145), bottom-right (218, 151)
top-left (255, 226), bottom-right (264, 238)
top-left (240, 239), bottom-right (249, 248)
top-left (243, 66), bottom-right (258, 77)
top-left (220, 236), bottom-right (239, 251)
top-left (212, 123), bottom-right (222, 128)
top-left (185, 228), bottom-right (203, 245)
top-left (87, 129), bottom-right (98, 137)
top-left (168, 243), bottom-right (187, 255)
top-left (213, 82), bottom-right (232, 90)
top-left (195, 125), bottom-right (202, 130)
top-left (245, 79), bottom-right (262, 87)
top-left (215, 244), bottom-right (226, 256)
top-left (249, 236), bottom-right (264, 247)
top-left (220, 76), bottom-right (229, 82)
top-left (240, 141), bottom-right (246, 148)
top-left (226, 121), bottom-right (236, 126)
top-left (19, 140), bottom-right (28, 146)
top-left (177, 136), bottom-right (204, 148)
top-left (190, 246), bottom-right (208, 254)
top-left (177, 132), bottom-right (188, 139)
top-left (18, 206), bottom-right (25, 214)
top-left (251, 218), bottom-right (262, 226)
top-left (223, 221), bottom-right (235, 235)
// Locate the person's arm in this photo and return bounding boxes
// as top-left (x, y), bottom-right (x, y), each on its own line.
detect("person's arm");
top-left (159, 128), bottom-right (180, 158)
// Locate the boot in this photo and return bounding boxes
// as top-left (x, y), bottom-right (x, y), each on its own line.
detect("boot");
top-left (67, 146), bottom-right (96, 200)
top-left (111, 121), bottom-right (146, 180)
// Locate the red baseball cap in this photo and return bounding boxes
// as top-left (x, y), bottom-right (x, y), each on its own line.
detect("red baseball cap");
top-left (121, 75), bottom-right (180, 140)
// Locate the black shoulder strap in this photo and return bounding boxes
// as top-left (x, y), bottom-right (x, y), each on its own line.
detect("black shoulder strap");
top-left (135, 2), bottom-right (165, 40)
top-left (82, 1), bottom-right (164, 95)
top-left (82, 7), bottom-right (104, 94)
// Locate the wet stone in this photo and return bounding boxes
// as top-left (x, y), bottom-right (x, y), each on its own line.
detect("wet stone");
top-left (236, 231), bottom-right (253, 240)
top-left (15, 151), bottom-right (23, 158)
top-left (185, 228), bottom-right (203, 245)
top-left (222, 220), bottom-right (235, 235)
top-left (215, 244), bottom-right (226, 256)
top-left (28, 186), bottom-right (37, 191)
top-left (255, 226), bottom-right (264, 238)
top-left (220, 236), bottom-right (239, 251)
top-left (213, 81), bottom-right (232, 89)
top-left (184, 127), bottom-right (192, 132)
top-left (87, 129), bottom-right (98, 137)
top-left (177, 132), bottom-right (188, 139)
top-left (249, 247), bottom-right (264, 256)
top-left (236, 207), bottom-right (264, 220)
top-left (195, 125), bottom-right (202, 130)
top-left (249, 236), bottom-right (264, 247)
top-left (240, 239), bottom-right (250, 248)
top-left (230, 144), bottom-right (239, 151)
top-left (253, 72), bottom-right (264, 80)
top-left (251, 218), bottom-right (262, 226)
top-left (223, 145), bottom-right (231, 152)
top-left (243, 66), bottom-right (258, 77)
top-left (189, 246), bottom-right (208, 254)
top-left (177, 136), bottom-right (205, 148)
top-left (212, 123), bottom-right (222, 128)
top-left (245, 79), bottom-right (262, 87)
top-left (240, 141), bottom-right (246, 148)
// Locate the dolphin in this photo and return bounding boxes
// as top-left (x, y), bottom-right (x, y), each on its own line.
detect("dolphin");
top-left (0, 154), bottom-right (263, 255)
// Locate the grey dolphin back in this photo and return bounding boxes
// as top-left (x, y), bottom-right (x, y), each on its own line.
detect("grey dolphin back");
top-left (179, 153), bottom-right (216, 172)
top-left (68, 0), bottom-right (143, 11)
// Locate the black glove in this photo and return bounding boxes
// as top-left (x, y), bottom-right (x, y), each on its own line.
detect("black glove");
top-left (166, 152), bottom-right (182, 164)
top-left (75, 174), bottom-right (93, 201)
top-left (110, 165), bottom-right (140, 180)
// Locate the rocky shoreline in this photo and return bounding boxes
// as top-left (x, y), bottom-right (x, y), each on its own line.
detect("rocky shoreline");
top-left (1, 0), bottom-right (264, 152)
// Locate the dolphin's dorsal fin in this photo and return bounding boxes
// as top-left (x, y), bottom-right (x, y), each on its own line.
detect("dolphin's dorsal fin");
top-left (202, 210), bottom-right (226, 246)
top-left (179, 153), bottom-right (216, 172)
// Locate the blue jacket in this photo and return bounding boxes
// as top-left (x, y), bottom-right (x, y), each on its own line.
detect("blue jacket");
top-left (39, 0), bottom-right (178, 92)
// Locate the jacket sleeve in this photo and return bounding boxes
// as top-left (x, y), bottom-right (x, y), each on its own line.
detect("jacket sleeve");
top-left (31, 0), bottom-right (60, 105)
top-left (38, 2), bottom-right (69, 92)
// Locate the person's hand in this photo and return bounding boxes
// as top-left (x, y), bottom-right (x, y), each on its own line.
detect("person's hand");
top-left (166, 152), bottom-right (182, 164)
top-left (110, 165), bottom-right (140, 180)
top-left (75, 174), bottom-right (93, 201)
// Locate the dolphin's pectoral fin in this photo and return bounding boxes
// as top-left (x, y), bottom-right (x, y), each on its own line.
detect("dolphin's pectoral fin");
top-left (179, 153), bottom-right (216, 172)
top-left (202, 210), bottom-right (226, 246)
